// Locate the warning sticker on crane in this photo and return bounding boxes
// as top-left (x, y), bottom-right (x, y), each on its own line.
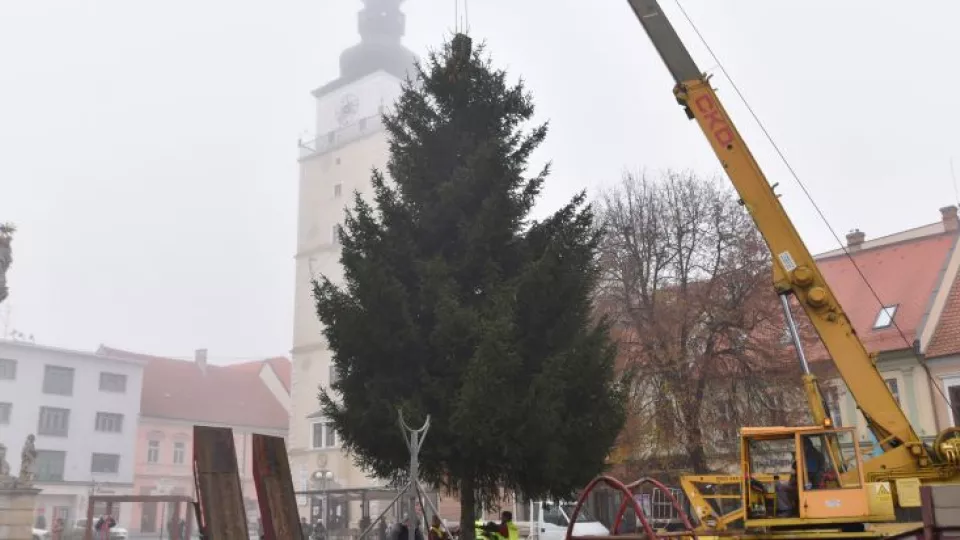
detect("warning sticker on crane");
top-left (778, 251), bottom-right (797, 272)
top-left (874, 483), bottom-right (892, 502)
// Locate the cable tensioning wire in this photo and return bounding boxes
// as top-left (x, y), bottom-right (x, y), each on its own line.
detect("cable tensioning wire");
top-left (671, 0), bottom-right (950, 406)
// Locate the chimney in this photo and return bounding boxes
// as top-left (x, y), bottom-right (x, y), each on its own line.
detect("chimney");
top-left (941, 205), bottom-right (959, 232)
top-left (846, 229), bottom-right (865, 251)
top-left (195, 348), bottom-right (208, 373)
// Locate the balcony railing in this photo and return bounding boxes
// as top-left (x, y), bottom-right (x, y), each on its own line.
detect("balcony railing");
top-left (299, 114), bottom-right (385, 159)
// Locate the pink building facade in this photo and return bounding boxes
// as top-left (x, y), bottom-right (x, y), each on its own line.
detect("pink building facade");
top-left (97, 346), bottom-right (290, 534)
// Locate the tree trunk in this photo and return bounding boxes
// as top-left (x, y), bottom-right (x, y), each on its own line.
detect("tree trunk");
top-left (459, 477), bottom-right (476, 540)
top-left (684, 421), bottom-right (709, 474)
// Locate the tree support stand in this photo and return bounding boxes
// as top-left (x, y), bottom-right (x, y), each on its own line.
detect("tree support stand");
top-left (358, 410), bottom-right (448, 540)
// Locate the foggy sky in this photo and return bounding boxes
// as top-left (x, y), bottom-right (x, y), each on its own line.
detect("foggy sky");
top-left (1, 0), bottom-right (958, 362)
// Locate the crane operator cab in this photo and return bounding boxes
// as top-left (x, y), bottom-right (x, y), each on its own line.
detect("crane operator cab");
top-left (740, 426), bottom-right (895, 530)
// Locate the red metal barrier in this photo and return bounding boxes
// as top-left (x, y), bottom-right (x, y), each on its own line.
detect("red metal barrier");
top-left (620, 478), bottom-right (697, 538)
top-left (564, 475), bottom-right (697, 540)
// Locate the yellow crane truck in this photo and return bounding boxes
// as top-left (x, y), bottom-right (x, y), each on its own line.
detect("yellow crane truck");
top-left (621, 0), bottom-right (960, 536)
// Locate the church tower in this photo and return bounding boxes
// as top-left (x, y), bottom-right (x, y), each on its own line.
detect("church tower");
top-left (289, 0), bottom-right (416, 519)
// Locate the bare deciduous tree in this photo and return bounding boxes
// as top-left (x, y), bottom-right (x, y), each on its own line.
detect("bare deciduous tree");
top-left (596, 170), bottom-right (810, 474)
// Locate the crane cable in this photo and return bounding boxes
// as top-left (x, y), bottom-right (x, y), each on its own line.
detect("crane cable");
top-left (671, 0), bottom-right (951, 407)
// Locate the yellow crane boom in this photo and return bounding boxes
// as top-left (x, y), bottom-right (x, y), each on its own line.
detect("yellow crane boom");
top-left (624, 0), bottom-right (959, 484)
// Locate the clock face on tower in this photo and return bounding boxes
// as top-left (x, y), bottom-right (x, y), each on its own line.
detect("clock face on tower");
top-left (336, 93), bottom-right (360, 127)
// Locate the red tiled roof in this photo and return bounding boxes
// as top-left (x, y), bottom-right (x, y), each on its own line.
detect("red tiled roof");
top-left (97, 345), bottom-right (290, 430)
top-left (810, 232), bottom-right (957, 359)
top-left (221, 356), bottom-right (292, 392)
top-left (924, 270), bottom-right (960, 358)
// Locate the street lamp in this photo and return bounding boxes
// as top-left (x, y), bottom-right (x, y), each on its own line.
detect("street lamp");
top-left (311, 470), bottom-right (334, 527)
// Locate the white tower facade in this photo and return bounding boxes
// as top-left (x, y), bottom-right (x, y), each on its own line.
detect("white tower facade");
top-left (289, 0), bottom-right (416, 521)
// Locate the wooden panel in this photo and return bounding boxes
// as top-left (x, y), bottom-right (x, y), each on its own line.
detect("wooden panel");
top-left (193, 425), bottom-right (250, 539)
top-left (252, 434), bottom-right (301, 540)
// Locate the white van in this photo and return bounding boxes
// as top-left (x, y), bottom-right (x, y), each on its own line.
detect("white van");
top-left (518, 501), bottom-right (608, 540)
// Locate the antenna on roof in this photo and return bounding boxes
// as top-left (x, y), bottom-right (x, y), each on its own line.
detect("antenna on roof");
top-left (951, 157), bottom-right (959, 208)
top-left (453, 0), bottom-right (469, 33)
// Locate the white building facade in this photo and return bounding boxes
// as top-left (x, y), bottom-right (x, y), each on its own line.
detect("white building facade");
top-left (288, 0), bottom-right (416, 519)
top-left (0, 340), bottom-right (145, 529)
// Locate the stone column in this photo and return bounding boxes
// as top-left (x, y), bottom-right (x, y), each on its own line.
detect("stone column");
top-left (0, 486), bottom-right (41, 540)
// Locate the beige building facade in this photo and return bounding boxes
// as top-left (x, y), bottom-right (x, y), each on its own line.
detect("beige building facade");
top-left (288, 0), bottom-right (417, 525)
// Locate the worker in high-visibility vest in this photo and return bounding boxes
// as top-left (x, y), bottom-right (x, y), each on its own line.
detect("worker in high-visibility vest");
top-left (498, 512), bottom-right (518, 540)
top-left (474, 520), bottom-right (490, 540)
top-left (428, 516), bottom-right (450, 540)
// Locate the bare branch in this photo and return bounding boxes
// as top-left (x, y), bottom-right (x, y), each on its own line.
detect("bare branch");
top-left (597, 170), bottom-right (810, 474)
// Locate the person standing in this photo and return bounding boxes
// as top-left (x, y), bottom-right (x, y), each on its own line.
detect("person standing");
top-left (301, 516), bottom-right (314, 540)
top-left (497, 512), bottom-right (518, 540)
top-left (428, 516), bottom-right (450, 540)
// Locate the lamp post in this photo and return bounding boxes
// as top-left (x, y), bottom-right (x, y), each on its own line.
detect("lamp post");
top-left (311, 470), bottom-right (334, 527)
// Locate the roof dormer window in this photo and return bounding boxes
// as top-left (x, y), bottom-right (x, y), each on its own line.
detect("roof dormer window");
top-left (873, 305), bottom-right (898, 329)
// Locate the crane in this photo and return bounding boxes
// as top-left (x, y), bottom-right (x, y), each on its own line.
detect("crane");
top-left (623, 0), bottom-right (960, 533)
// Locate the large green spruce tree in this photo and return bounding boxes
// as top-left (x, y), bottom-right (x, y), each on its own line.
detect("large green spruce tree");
top-left (314, 34), bottom-right (624, 536)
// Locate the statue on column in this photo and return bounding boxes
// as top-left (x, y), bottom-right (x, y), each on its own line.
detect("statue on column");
top-left (0, 222), bottom-right (14, 305)
top-left (18, 434), bottom-right (37, 486)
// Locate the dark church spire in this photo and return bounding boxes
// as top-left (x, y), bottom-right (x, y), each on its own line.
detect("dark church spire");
top-left (315, 0), bottom-right (416, 97)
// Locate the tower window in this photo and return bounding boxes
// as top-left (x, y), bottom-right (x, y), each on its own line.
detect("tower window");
top-left (334, 184), bottom-right (342, 197)
top-left (873, 305), bottom-right (898, 329)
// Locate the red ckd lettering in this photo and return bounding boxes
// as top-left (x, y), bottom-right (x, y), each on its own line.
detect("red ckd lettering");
top-left (694, 94), bottom-right (735, 147)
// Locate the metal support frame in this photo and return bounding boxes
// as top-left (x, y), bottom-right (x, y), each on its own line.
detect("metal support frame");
top-left (82, 494), bottom-right (194, 540)
top-left (357, 409), bottom-right (448, 540)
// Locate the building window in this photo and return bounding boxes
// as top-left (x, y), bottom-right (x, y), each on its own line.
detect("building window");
top-left (91, 453), bottom-right (120, 474)
top-left (334, 183), bottom-right (343, 197)
top-left (943, 377), bottom-right (960, 427)
top-left (173, 442), bottom-right (186, 465)
top-left (42, 365), bottom-right (75, 396)
top-left (873, 305), bottom-right (898, 329)
top-left (38, 406), bottom-right (70, 437)
top-left (35, 450), bottom-right (66, 482)
top-left (0, 358), bottom-right (16, 380)
top-left (332, 224), bottom-right (342, 245)
top-left (0, 402), bottom-right (10, 424)
top-left (99, 372), bottom-right (127, 393)
top-left (312, 421), bottom-right (338, 449)
top-left (885, 378), bottom-right (901, 405)
top-left (949, 384), bottom-right (960, 428)
top-left (147, 440), bottom-right (160, 463)
top-left (95, 412), bottom-right (124, 433)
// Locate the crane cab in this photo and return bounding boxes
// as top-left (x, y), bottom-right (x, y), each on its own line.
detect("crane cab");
top-left (740, 426), bottom-right (894, 530)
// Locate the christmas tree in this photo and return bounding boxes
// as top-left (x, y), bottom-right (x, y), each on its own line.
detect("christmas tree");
top-left (314, 33), bottom-right (624, 536)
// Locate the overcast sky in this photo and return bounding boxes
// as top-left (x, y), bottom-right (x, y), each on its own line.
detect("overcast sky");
top-left (1, 1), bottom-right (958, 363)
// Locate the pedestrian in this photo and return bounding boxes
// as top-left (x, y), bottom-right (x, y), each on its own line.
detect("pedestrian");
top-left (498, 511), bottom-right (518, 540)
top-left (51, 518), bottom-right (64, 540)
